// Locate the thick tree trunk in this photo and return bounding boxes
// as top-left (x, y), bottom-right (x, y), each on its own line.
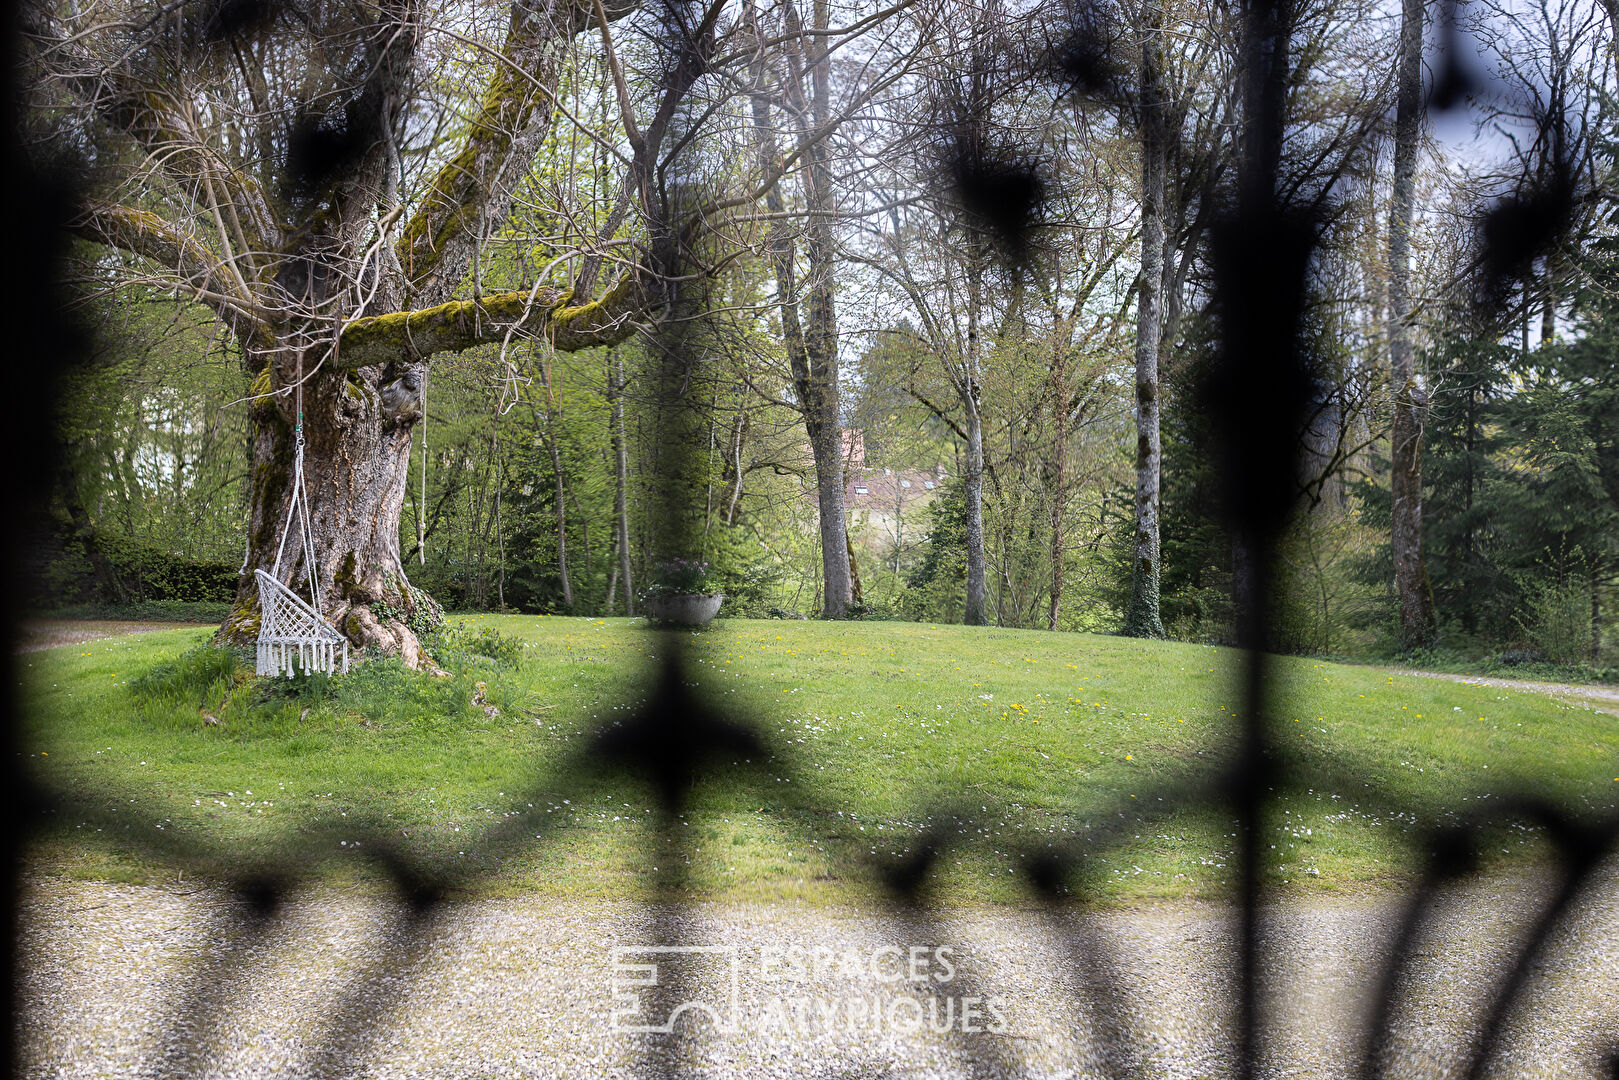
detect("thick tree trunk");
top-left (219, 352), bottom-right (439, 665)
top-left (1388, 0), bottom-right (1437, 650)
top-left (810, 421), bottom-right (854, 618)
top-left (1124, 3), bottom-right (1167, 639)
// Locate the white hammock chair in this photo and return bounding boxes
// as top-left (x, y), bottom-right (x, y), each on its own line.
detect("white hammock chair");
top-left (254, 384), bottom-right (348, 677)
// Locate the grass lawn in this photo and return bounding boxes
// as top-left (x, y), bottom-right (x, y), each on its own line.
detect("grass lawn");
top-left (21, 616), bottom-right (1619, 904)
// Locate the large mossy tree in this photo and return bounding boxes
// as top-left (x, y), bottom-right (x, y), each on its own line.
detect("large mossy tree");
top-left (24, 0), bottom-right (741, 662)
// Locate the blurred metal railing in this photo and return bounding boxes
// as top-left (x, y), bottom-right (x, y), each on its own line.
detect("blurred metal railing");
top-left (4, 0), bottom-right (1615, 1076)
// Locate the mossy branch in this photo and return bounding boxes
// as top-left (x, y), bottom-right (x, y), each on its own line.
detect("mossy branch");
top-left (70, 200), bottom-right (273, 330)
top-left (394, 0), bottom-right (639, 304)
top-left (336, 271), bottom-right (643, 367)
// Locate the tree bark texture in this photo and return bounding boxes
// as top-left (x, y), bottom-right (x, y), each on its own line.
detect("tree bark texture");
top-left (221, 353), bottom-right (436, 663)
top-left (1124, 4), bottom-right (1167, 639)
top-left (1388, 0), bottom-right (1438, 649)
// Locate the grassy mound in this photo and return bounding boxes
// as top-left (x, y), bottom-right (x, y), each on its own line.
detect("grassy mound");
top-left (21, 617), bottom-right (1619, 903)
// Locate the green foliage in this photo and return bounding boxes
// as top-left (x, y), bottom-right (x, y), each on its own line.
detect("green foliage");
top-left (1416, 285), bottom-right (1617, 664)
top-left (372, 583), bottom-right (447, 637)
top-left (1156, 337), bottom-right (1238, 646)
top-left (647, 558), bottom-right (712, 594)
top-left (103, 536), bottom-right (239, 602)
top-left (47, 288), bottom-right (252, 611)
top-left (902, 480), bottom-right (968, 622)
top-left (702, 530), bottom-right (783, 616)
top-left (1269, 510), bottom-right (1387, 656)
top-left (424, 620), bottom-right (529, 667)
top-left (1514, 574), bottom-right (1596, 666)
top-left (46, 531), bottom-right (240, 608)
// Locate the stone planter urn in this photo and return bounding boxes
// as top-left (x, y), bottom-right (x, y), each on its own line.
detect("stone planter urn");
top-left (644, 591), bottom-right (725, 628)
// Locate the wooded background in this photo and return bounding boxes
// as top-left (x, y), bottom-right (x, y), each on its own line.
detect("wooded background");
top-left (25, 0), bottom-right (1619, 670)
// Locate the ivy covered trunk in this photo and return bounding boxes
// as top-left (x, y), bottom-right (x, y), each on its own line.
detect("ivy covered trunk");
top-left (218, 349), bottom-right (442, 666)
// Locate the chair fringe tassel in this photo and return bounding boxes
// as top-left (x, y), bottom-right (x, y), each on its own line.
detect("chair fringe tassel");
top-left (255, 638), bottom-right (350, 678)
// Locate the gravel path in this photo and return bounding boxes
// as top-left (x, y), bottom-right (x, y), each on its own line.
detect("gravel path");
top-left (1383, 667), bottom-right (1619, 718)
top-left (16, 620), bottom-right (202, 653)
top-left (19, 872), bottom-right (1619, 1079)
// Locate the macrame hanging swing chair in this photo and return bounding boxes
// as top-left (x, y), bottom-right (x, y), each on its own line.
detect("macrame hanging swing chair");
top-left (254, 389), bottom-right (348, 677)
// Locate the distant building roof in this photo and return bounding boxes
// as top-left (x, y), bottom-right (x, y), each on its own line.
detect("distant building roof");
top-left (844, 467), bottom-right (946, 508)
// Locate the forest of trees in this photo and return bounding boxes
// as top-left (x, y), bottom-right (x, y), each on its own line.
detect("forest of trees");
top-left (20, 0), bottom-right (1619, 669)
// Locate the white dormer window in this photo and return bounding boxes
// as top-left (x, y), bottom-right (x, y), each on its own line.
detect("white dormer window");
top-left (854, 485), bottom-right (869, 495)
top-left (900, 479), bottom-right (912, 488)
top-left (924, 480), bottom-right (935, 490)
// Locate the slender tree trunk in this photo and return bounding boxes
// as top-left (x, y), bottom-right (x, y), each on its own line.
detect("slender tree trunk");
top-left (1540, 268), bottom-right (1556, 344)
top-left (219, 351), bottom-right (436, 664)
top-left (1124, 3), bottom-right (1167, 638)
top-left (544, 408), bottom-right (573, 610)
top-left (418, 371), bottom-right (428, 565)
top-left (725, 402), bottom-right (747, 527)
top-left (1388, 0), bottom-right (1437, 649)
top-left (1231, 531), bottom-right (1256, 645)
top-left (491, 407), bottom-right (506, 611)
top-left (1591, 562), bottom-right (1602, 663)
top-left (1048, 336), bottom-right (1070, 631)
top-left (803, 0), bottom-right (854, 619)
top-left (1461, 382), bottom-right (1477, 633)
top-left (610, 351), bottom-right (634, 615)
top-left (960, 255), bottom-right (990, 626)
top-left (749, 13), bottom-right (853, 618)
top-left (963, 397), bottom-right (989, 625)
top-left (846, 531), bottom-right (863, 607)
top-left (1522, 282), bottom-right (1533, 358)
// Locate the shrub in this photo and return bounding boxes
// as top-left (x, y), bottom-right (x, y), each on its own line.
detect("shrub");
top-left (642, 559), bottom-right (712, 601)
top-left (1515, 578), bottom-right (1594, 665)
top-left (423, 621), bottom-right (527, 667)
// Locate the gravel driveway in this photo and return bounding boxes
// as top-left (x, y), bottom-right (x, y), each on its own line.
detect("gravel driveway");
top-left (1382, 668), bottom-right (1619, 718)
top-left (16, 620), bottom-right (203, 653)
top-left (19, 870), bottom-right (1619, 1079)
